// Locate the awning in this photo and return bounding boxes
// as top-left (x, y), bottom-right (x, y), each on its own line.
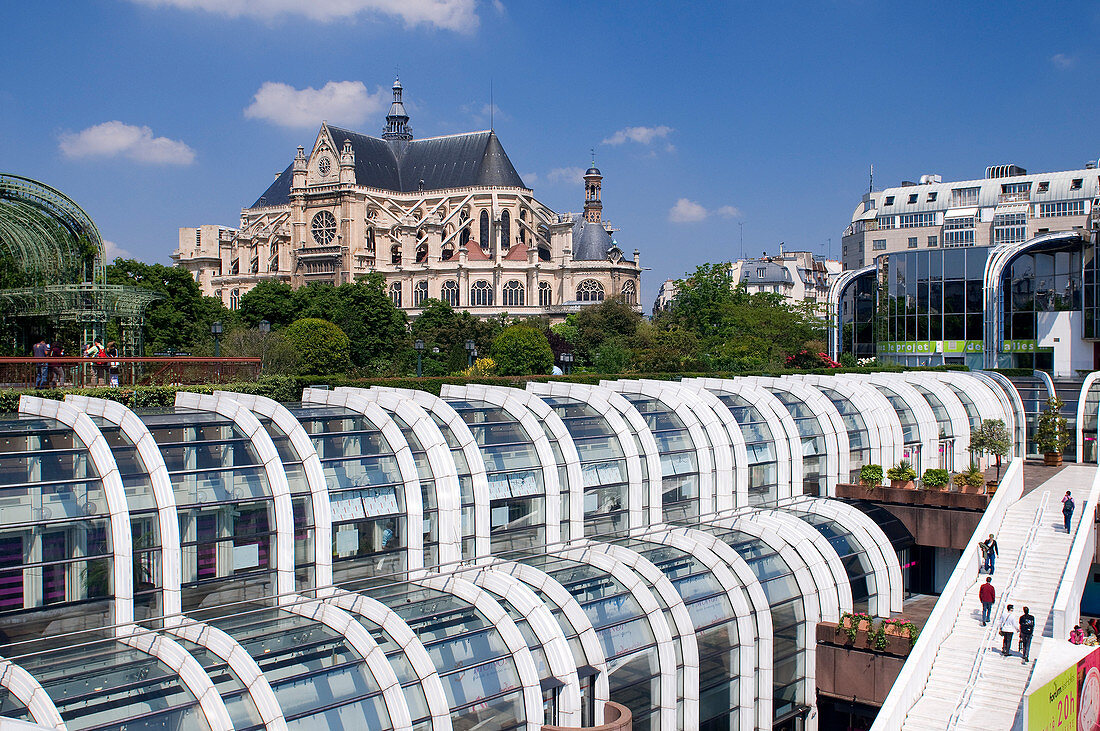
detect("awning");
top-left (993, 202), bottom-right (1030, 216)
top-left (944, 207), bottom-right (978, 219)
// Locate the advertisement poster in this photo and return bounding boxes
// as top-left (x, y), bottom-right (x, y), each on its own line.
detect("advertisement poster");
top-left (1080, 648), bottom-right (1100, 731)
top-left (1029, 646), bottom-right (1100, 731)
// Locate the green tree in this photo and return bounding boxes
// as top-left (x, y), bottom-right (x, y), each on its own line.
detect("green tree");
top-left (969, 418), bottom-right (1012, 480)
top-left (238, 281), bottom-right (297, 329)
top-left (490, 325), bottom-right (553, 376)
top-left (573, 297), bottom-right (641, 359)
top-left (282, 318), bottom-right (350, 375)
top-left (413, 299), bottom-right (501, 373)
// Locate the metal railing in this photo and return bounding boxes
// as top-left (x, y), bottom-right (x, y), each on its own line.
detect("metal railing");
top-left (0, 357), bottom-right (262, 389)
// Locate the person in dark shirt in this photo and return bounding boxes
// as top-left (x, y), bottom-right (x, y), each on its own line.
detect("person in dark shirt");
top-left (32, 337), bottom-right (49, 389)
top-left (1063, 491), bottom-right (1076, 533)
top-left (1018, 607), bottom-right (1035, 663)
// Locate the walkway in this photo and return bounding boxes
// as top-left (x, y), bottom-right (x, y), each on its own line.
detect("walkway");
top-left (900, 465), bottom-right (1093, 731)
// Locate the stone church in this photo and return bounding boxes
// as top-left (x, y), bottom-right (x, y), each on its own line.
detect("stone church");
top-left (176, 79), bottom-right (642, 320)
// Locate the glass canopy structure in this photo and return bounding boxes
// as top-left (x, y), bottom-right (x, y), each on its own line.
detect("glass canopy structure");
top-left (0, 371), bottom-right (1022, 731)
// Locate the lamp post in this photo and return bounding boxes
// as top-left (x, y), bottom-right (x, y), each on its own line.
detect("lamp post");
top-left (211, 321), bottom-right (223, 358)
top-left (259, 320), bottom-right (270, 374)
top-left (465, 339), bottom-right (476, 367)
top-left (414, 338), bottom-right (425, 377)
top-left (560, 351), bottom-right (573, 375)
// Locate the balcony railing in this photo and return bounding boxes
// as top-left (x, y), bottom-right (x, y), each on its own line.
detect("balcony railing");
top-left (0, 357), bottom-right (262, 390)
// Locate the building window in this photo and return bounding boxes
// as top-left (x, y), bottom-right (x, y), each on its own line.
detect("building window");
top-left (944, 216), bottom-right (976, 247)
top-left (908, 194), bottom-right (918, 204)
top-left (470, 280), bottom-right (493, 307)
top-left (366, 227), bottom-right (375, 252)
top-left (899, 212), bottom-right (936, 228)
top-left (538, 245), bottom-right (551, 262)
top-left (391, 245), bottom-right (401, 264)
top-left (1038, 181), bottom-right (1050, 192)
top-left (229, 258), bottom-right (239, 275)
top-left (250, 257), bottom-right (259, 273)
top-left (927, 235), bottom-right (938, 247)
top-left (1001, 182), bottom-right (1032, 199)
top-left (872, 239), bottom-right (887, 251)
top-left (441, 243), bottom-right (455, 261)
top-left (908, 237), bottom-right (918, 248)
top-left (876, 216), bottom-right (895, 229)
top-left (389, 281), bottom-right (402, 307)
top-left (928, 191), bottom-right (938, 202)
top-left (538, 281), bottom-right (552, 307)
top-left (950, 187), bottom-right (980, 207)
top-left (441, 280), bottom-right (459, 306)
top-left (620, 280), bottom-right (637, 305)
top-left (502, 280), bottom-right (525, 307)
top-left (479, 210), bottom-right (490, 250)
top-left (884, 196), bottom-right (895, 206)
top-left (756, 267), bottom-right (766, 277)
top-left (460, 227), bottom-right (470, 248)
top-left (230, 289), bottom-right (239, 310)
top-left (500, 210), bottom-right (511, 250)
top-left (1072, 178), bottom-right (1083, 190)
top-left (576, 279), bottom-right (604, 302)
top-left (413, 280), bottom-right (428, 306)
top-left (994, 212), bottom-right (1028, 244)
top-left (1039, 201), bottom-right (1085, 217)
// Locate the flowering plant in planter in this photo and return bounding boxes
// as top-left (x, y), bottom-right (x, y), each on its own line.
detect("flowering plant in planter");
top-left (921, 468), bottom-right (950, 490)
top-left (836, 611), bottom-right (875, 642)
top-left (881, 618), bottom-right (920, 648)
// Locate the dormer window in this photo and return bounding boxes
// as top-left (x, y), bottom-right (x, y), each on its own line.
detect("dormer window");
top-left (928, 192), bottom-right (938, 202)
top-left (757, 267), bottom-right (766, 277)
top-left (908, 194), bottom-right (918, 204)
top-left (1038, 181), bottom-right (1050, 192)
top-left (884, 196), bottom-right (895, 206)
top-left (1072, 178), bottom-right (1083, 190)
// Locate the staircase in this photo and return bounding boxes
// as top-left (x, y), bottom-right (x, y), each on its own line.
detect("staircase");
top-left (900, 465), bottom-right (1091, 731)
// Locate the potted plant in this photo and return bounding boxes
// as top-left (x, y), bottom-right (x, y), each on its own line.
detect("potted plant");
top-left (921, 468), bottom-right (950, 491)
top-left (836, 611), bottom-right (875, 642)
top-left (969, 418), bottom-right (1012, 483)
top-left (956, 463), bottom-right (984, 494)
top-left (1036, 396), bottom-right (1069, 466)
top-left (886, 460), bottom-right (918, 489)
top-left (859, 464), bottom-right (884, 490)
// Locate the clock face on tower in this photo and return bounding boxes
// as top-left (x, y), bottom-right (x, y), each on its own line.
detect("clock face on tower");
top-left (311, 210), bottom-right (337, 244)
top-left (317, 155), bottom-right (332, 177)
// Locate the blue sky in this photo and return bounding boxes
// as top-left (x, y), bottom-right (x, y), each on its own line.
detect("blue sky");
top-left (3, 1), bottom-right (1098, 308)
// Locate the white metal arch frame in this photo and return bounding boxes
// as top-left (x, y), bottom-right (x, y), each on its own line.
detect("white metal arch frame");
top-left (969, 370), bottom-right (1028, 458)
top-left (483, 559), bottom-right (611, 717)
top-left (827, 263), bottom-right (877, 361)
top-left (675, 526), bottom-right (775, 731)
top-left (283, 599), bottom-right (413, 730)
top-left (0, 656), bottom-right (65, 729)
top-left (528, 381), bottom-right (663, 527)
top-left (65, 395), bottom-right (185, 621)
top-left (682, 378), bottom-right (802, 502)
top-left (118, 627), bottom-right (235, 731)
top-left (439, 384), bottom-right (568, 544)
top-left (624, 527), bottom-right (760, 731)
top-left (551, 543), bottom-right (684, 730)
top-left (847, 374), bottom-right (940, 473)
top-left (600, 380), bottom-right (723, 516)
top-left (176, 392), bottom-right (297, 601)
top-left (747, 376), bottom-right (850, 496)
top-left (791, 375), bottom-right (903, 476)
top-left (371, 387), bottom-right (492, 560)
top-left (300, 388), bottom-right (425, 573)
top-left (934, 370), bottom-right (1014, 446)
top-left (898, 374), bottom-right (973, 471)
top-left (414, 573), bottom-right (545, 731)
top-left (335, 386), bottom-right (463, 567)
top-left (1077, 372), bottom-right (1100, 463)
top-left (783, 497), bottom-right (904, 616)
top-left (326, 587), bottom-right (453, 731)
top-left (466, 566), bottom-right (583, 726)
top-left (165, 618), bottom-right (289, 731)
top-left (214, 392), bottom-right (334, 592)
top-left (18, 396), bottom-right (134, 630)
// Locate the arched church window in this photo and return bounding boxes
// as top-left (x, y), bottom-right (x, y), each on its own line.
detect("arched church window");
top-left (460, 227), bottom-right (470, 248)
top-left (500, 210), bottom-right (511, 250)
top-left (539, 282), bottom-right (553, 307)
top-left (620, 280), bottom-right (637, 306)
top-left (389, 281), bottom-right (402, 307)
top-left (366, 227), bottom-right (375, 252)
top-left (441, 280), bottom-right (459, 306)
top-left (391, 245), bottom-right (401, 265)
top-left (413, 280), bottom-right (428, 307)
top-left (502, 280), bottom-right (525, 307)
top-left (479, 210), bottom-right (490, 250)
top-left (415, 242), bottom-right (428, 263)
top-left (576, 279), bottom-right (604, 302)
top-left (470, 280), bottom-right (493, 307)
top-left (230, 289), bottom-right (240, 310)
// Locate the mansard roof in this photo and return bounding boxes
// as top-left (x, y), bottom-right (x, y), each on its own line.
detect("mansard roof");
top-left (249, 127), bottom-right (527, 208)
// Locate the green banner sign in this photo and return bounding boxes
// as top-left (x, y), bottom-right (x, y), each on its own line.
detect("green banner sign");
top-left (1003, 339), bottom-right (1053, 353)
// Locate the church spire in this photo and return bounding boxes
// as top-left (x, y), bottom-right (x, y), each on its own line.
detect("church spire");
top-left (382, 77), bottom-right (412, 141)
top-left (583, 152), bottom-right (603, 223)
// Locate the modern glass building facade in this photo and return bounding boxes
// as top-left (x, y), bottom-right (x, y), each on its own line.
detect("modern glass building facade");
top-left (0, 372), bottom-right (1024, 731)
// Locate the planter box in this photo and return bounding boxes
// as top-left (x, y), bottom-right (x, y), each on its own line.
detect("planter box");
top-left (1045, 452), bottom-right (1063, 467)
top-left (836, 483), bottom-right (991, 510)
top-left (817, 620), bottom-right (914, 658)
top-left (890, 479), bottom-right (915, 489)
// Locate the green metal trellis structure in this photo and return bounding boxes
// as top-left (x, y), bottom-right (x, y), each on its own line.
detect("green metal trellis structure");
top-left (0, 174), bottom-right (161, 355)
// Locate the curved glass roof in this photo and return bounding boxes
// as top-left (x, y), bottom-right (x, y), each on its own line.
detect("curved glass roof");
top-left (811, 385), bottom-right (872, 483)
top-left (763, 387), bottom-right (831, 494)
top-left (702, 389), bottom-right (779, 503)
top-left (616, 393), bottom-right (700, 522)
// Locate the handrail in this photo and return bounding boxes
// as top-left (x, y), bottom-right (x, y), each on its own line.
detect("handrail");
top-left (871, 457), bottom-right (1024, 731)
top-left (1051, 466), bottom-right (1100, 638)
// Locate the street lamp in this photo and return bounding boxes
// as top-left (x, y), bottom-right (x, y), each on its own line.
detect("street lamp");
top-left (559, 351), bottom-right (574, 375)
top-left (465, 339), bottom-right (476, 367)
top-left (414, 338), bottom-right (425, 377)
top-left (211, 321), bottom-right (223, 357)
top-left (258, 320), bottom-right (271, 373)
top-left (259, 320), bottom-right (271, 334)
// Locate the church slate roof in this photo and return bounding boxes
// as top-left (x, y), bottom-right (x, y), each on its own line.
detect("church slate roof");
top-left (249, 127), bottom-right (526, 208)
top-left (571, 216), bottom-right (615, 261)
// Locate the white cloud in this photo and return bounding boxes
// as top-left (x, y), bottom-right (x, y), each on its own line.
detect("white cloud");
top-left (244, 81), bottom-right (387, 129)
top-left (1051, 53), bottom-right (1075, 69)
top-left (126, 0), bottom-right (481, 32)
top-left (547, 166), bottom-right (585, 185)
top-left (602, 125), bottom-right (673, 146)
top-left (668, 198), bottom-right (709, 223)
top-left (59, 121), bottom-right (195, 165)
top-left (103, 240), bottom-right (134, 260)
top-left (521, 172), bottom-right (537, 185)
top-left (716, 205), bottom-right (742, 219)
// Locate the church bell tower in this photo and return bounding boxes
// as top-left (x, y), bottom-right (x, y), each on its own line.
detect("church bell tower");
top-left (583, 156), bottom-right (602, 223)
top-left (382, 77), bottom-right (413, 141)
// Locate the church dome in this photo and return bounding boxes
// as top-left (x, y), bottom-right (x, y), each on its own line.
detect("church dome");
top-left (585, 166), bottom-right (601, 177)
top-left (571, 216), bottom-right (614, 261)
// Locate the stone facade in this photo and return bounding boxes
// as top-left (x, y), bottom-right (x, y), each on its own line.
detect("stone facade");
top-left (730, 248), bottom-right (840, 311)
top-left (175, 80), bottom-right (642, 321)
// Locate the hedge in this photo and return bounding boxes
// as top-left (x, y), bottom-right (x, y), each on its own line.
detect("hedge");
top-left (0, 364), bottom-right (969, 412)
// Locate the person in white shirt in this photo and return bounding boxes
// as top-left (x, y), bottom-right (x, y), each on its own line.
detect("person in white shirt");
top-left (998, 603), bottom-right (1018, 657)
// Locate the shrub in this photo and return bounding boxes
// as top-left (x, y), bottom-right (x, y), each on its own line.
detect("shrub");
top-left (921, 468), bottom-right (950, 489)
top-left (490, 325), bottom-right (553, 376)
top-left (282, 318), bottom-right (350, 376)
top-left (886, 460), bottom-right (917, 482)
top-left (859, 464), bottom-right (883, 486)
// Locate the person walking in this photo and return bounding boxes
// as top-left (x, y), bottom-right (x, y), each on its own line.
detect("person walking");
top-left (979, 577), bottom-right (996, 626)
top-left (32, 337), bottom-right (49, 389)
top-left (1019, 607), bottom-right (1035, 663)
top-left (998, 603), bottom-right (1017, 657)
top-left (1063, 491), bottom-right (1076, 533)
top-left (48, 341), bottom-right (65, 387)
top-left (980, 534), bottom-right (999, 574)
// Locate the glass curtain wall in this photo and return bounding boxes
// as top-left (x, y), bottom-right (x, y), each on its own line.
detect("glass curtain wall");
top-left (763, 389), bottom-right (829, 495)
top-left (700, 390), bottom-right (779, 504)
top-left (1002, 245), bottom-right (1082, 371)
top-left (617, 394), bottom-right (701, 522)
top-left (812, 387), bottom-right (872, 483)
